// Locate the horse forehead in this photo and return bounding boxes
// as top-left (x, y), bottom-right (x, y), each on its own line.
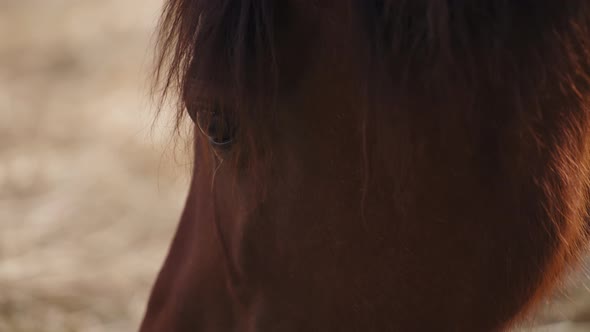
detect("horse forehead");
top-left (290, 0), bottom-right (351, 12)
top-left (274, 1), bottom-right (362, 91)
top-left (287, 0), bottom-right (357, 28)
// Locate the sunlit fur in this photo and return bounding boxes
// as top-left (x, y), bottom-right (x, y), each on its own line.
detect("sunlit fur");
top-left (143, 1), bottom-right (590, 331)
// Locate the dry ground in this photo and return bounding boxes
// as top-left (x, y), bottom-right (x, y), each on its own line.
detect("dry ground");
top-left (0, 1), bottom-right (186, 331)
top-left (1, 1), bottom-right (590, 331)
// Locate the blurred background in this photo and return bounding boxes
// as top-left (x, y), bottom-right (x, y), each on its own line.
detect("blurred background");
top-left (1, 1), bottom-right (590, 331)
top-left (0, 0), bottom-right (186, 331)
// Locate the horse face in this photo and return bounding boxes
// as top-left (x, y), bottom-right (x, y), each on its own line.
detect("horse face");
top-left (141, 2), bottom-right (590, 331)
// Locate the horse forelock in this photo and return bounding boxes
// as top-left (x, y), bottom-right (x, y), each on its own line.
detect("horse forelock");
top-left (155, 0), bottom-right (590, 136)
top-left (154, 0), bottom-right (590, 230)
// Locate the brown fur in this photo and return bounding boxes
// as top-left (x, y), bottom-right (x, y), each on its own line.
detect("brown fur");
top-left (141, 1), bottom-right (590, 331)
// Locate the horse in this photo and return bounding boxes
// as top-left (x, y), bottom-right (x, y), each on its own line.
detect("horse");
top-left (139, 1), bottom-right (590, 331)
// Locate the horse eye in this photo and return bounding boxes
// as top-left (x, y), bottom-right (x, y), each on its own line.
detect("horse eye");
top-left (192, 102), bottom-right (236, 148)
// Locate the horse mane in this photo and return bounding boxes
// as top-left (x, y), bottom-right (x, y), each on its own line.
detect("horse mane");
top-left (153, 0), bottom-right (590, 252)
top-left (154, 0), bottom-right (590, 155)
top-left (154, 1), bottom-right (590, 225)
